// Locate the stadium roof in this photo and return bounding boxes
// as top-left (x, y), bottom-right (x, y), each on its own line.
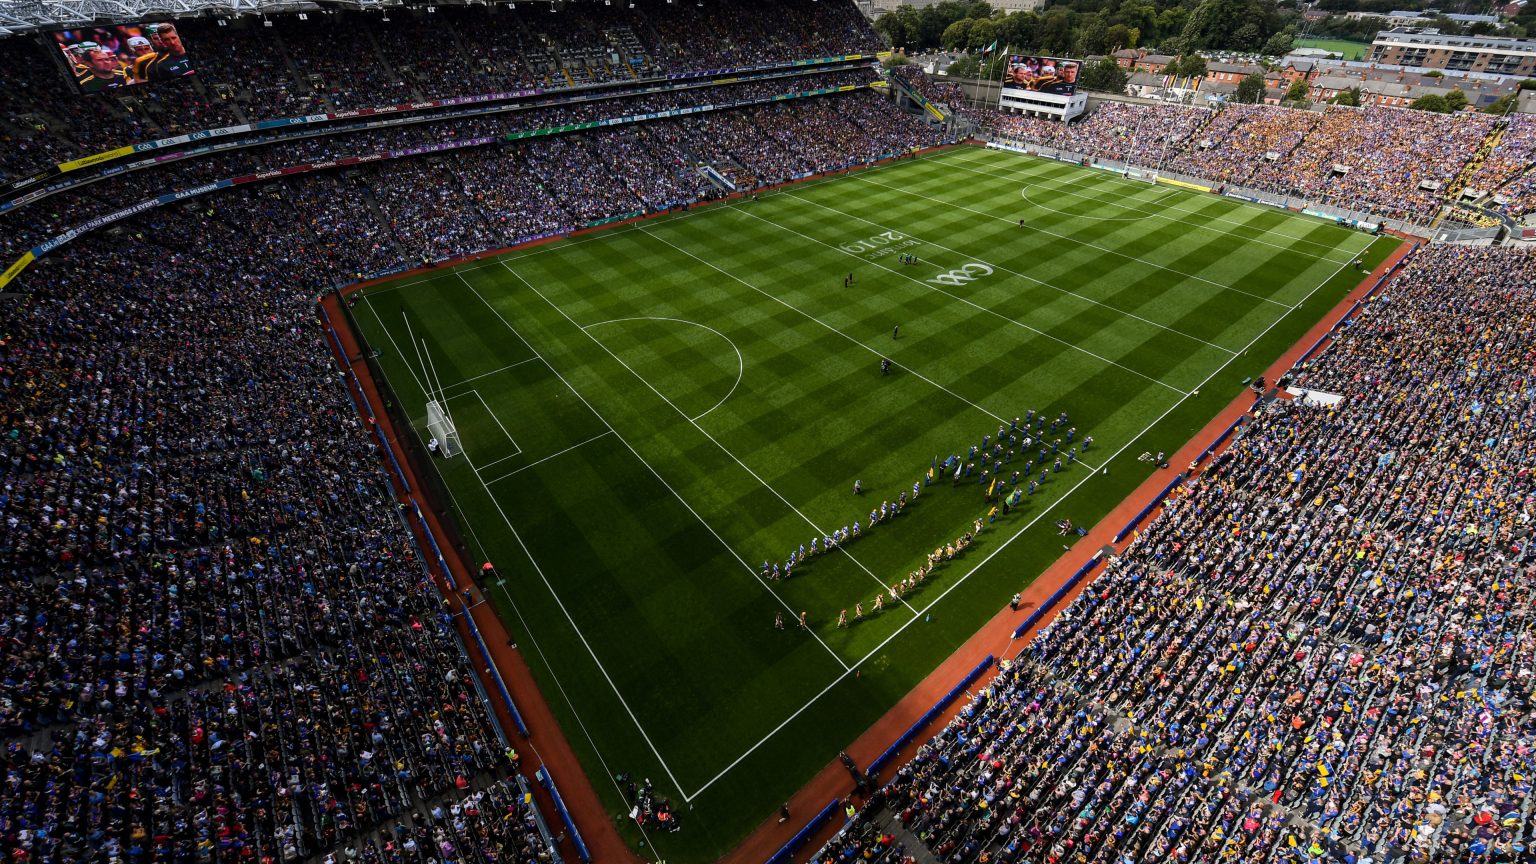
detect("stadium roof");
top-left (0, 0), bottom-right (393, 36)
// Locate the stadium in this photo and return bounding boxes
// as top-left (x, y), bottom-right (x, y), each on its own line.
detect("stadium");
top-left (0, 0), bottom-right (1533, 863)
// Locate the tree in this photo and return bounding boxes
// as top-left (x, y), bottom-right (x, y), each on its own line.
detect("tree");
top-left (1284, 78), bottom-right (1310, 103)
top-left (942, 18), bottom-right (974, 51)
top-left (1235, 72), bottom-right (1267, 103)
top-left (1410, 93), bottom-right (1450, 112)
top-left (945, 55), bottom-right (980, 78)
top-left (875, 7), bottom-right (919, 50)
top-left (1484, 92), bottom-right (1519, 114)
top-left (1331, 86), bottom-right (1361, 106)
top-left (1039, 9), bottom-right (1075, 54)
top-left (1261, 30), bottom-right (1294, 56)
top-left (1444, 89), bottom-right (1468, 111)
top-left (996, 12), bottom-right (1038, 52)
top-left (968, 19), bottom-right (998, 51)
top-left (1080, 55), bottom-right (1131, 92)
top-left (1077, 14), bottom-right (1111, 56)
top-left (1169, 54), bottom-right (1207, 78)
top-left (882, 53), bottom-right (912, 68)
top-left (1105, 23), bottom-right (1135, 52)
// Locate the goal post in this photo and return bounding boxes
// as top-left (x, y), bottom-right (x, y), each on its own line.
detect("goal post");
top-left (426, 399), bottom-right (462, 458)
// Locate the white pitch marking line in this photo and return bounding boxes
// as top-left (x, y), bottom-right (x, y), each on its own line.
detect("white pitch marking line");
top-left (731, 201), bottom-right (1184, 398)
top-left (460, 268), bottom-right (853, 672)
top-left (484, 430), bottom-right (614, 484)
top-left (639, 224), bottom-right (1010, 427)
top-left (846, 172), bottom-right (1296, 311)
top-left (770, 191), bottom-right (1238, 357)
top-left (357, 295), bottom-right (430, 398)
top-left (468, 389), bottom-right (520, 458)
top-left (441, 357), bottom-right (542, 391)
top-left (949, 150), bottom-right (1360, 262)
top-left (684, 234), bottom-right (1381, 803)
top-left (504, 258), bottom-right (919, 619)
top-left (582, 316), bottom-right (745, 422)
top-left (361, 148), bottom-right (961, 300)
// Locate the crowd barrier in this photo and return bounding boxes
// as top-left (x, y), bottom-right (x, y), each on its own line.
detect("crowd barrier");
top-left (537, 766), bottom-right (594, 863)
top-left (1012, 552), bottom-right (1104, 640)
top-left (1291, 241), bottom-right (1420, 371)
top-left (318, 303), bottom-right (411, 493)
top-left (766, 799), bottom-right (842, 864)
top-left (1112, 472), bottom-right (1187, 544)
top-left (0, 81), bottom-right (874, 291)
top-left (865, 654), bottom-right (995, 778)
top-left (0, 53), bottom-right (878, 201)
top-left (406, 499), bottom-right (532, 739)
top-left (982, 139), bottom-right (1445, 237)
top-left (1193, 416), bottom-right (1247, 467)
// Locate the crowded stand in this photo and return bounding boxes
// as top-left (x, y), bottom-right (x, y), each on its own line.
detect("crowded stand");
top-left (0, 195), bottom-right (561, 862)
top-left (890, 66), bottom-right (982, 125)
top-left (854, 244), bottom-right (1536, 864)
top-left (1463, 115), bottom-right (1536, 219)
top-left (0, 68), bottom-right (880, 258)
top-left (0, 0), bottom-right (881, 185)
top-left (0, 1), bottom-right (947, 860)
top-left (988, 101), bottom-right (1514, 224)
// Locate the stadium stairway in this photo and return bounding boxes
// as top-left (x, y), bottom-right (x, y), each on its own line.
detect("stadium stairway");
top-left (364, 26), bottom-right (426, 102)
top-left (1444, 122), bottom-right (1505, 204)
top-left (269, 29), bottom-right (320, 109)
top-left (889, 73), bottom-right (949, 126)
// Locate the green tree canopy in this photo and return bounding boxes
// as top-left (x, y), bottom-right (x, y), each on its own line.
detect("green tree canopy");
top-left (1080, 55), bottom-right (1131, 92)
top-left (1235, 72), bottom-right (1267, 103)
top-left (1409, 93), bottom-right (1450, 112)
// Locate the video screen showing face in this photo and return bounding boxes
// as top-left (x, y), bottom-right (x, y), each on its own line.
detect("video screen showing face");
top-left (1005, 56), bottom-right (1079, 96)
top-left (52, 22), bottom-right (195, 93)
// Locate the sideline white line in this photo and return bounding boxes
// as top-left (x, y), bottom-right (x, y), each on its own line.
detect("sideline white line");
top-left (949, 150), bottom-right (1360, 261)
top-left (484, 430), bottom-right (613, 483)
top-left (583, 316), bottom-right (745, 422)
top-left (360, 149), bottom-right (962, 300)
top-left (769, 192), bottom-right (1237, 357)
top-left (732, 201), bottom-right (1184, 398)
top-left (683, 234), bottom-right (1380, 802)
top-left (358, 295), bottom-right (430, 398)
top-left (635, 224), bottom-right (1009, 426)
top-left (441, 357), bottom-right (541, 391)
top-left (503, 259), bottom-right (916, 618)
top-left (458, 270), bottom-right (853, 672)
top-left (445, 273), bottom-right (693, 796)
top-left (846, 172), bottom-right (1296, 310)
top-left (403, 450), bottom-right (672, 860)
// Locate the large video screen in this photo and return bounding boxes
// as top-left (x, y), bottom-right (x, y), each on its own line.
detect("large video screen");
top-left (1003, 55), bottom-right (1080, 96)
top-left (51, 22), bottom-right (195, 93)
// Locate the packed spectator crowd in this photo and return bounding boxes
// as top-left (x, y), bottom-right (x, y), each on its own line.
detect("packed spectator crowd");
top-left (889, 66), bottom-right (987, 127)
top-left (0, 0), bottom-right (881, 185)
top-left (0, 185), bottom-right (567, 861)
top-left (0, 67), bottom-right (882, 259)
top-left (987, 101), bottom-right (1529, 224)
top-left (1462, 114), bottom-right (1536, 220)
top-left (851, 243), bottom-right (1536, 864)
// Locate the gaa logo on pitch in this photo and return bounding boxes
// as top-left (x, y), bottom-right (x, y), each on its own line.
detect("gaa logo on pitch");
top-left (927, 262), bottom-right (993, 288)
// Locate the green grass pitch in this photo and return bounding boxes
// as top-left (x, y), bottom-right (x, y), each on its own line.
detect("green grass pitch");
top-left (349, 146), bottom-right (1395, 861)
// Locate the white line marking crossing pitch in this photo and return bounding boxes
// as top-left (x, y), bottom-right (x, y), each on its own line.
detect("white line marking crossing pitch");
top-left (582, 316), bottom-right (745, 422)
top-left (847, 172), bottom-right (1295, 310)
top-left (457, 270), bottom-right (853, 671)
top-left (683, 234), bottom-right (1381, 802)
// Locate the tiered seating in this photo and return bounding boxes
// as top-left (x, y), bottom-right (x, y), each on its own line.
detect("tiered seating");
top-left (861, 244), bottom-right (1536, 864)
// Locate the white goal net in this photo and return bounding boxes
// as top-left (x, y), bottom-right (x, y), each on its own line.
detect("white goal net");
top-left (426, 399), bottom-right (462, 458)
